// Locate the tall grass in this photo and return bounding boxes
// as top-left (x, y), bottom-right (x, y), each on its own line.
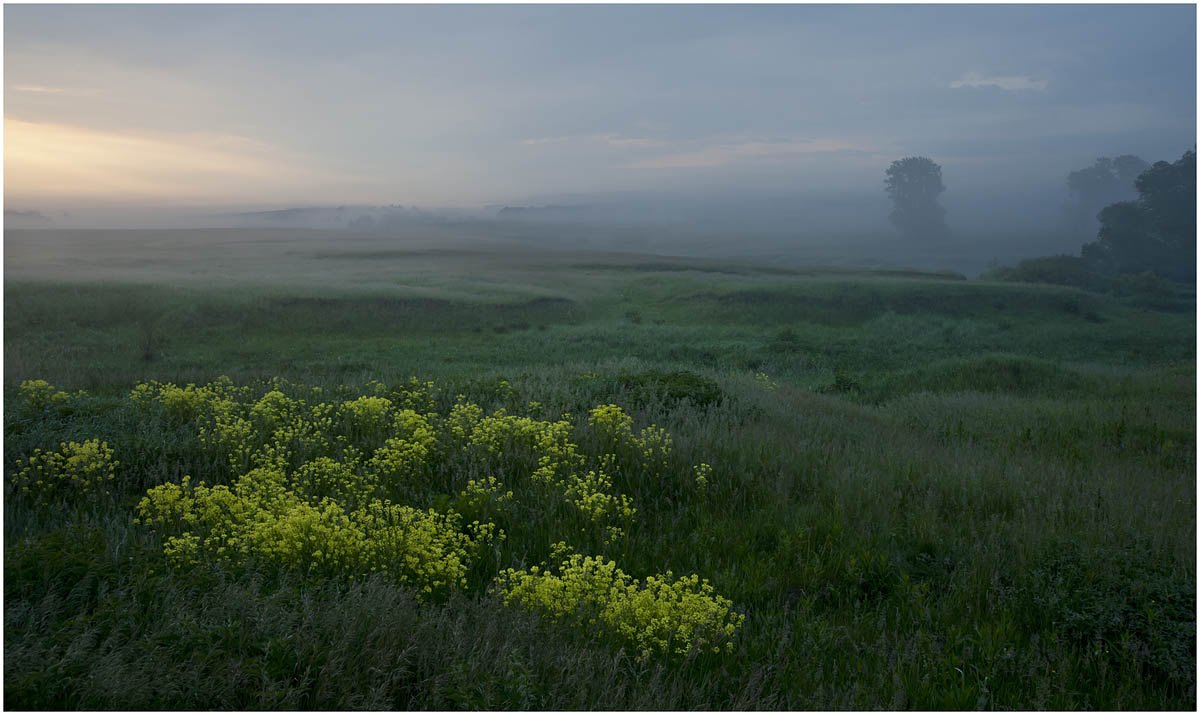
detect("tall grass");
top-left (5, 262), bottom-right (1194, 709)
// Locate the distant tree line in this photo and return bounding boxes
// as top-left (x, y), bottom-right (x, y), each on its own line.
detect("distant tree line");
top-left (1082, 148), bottom-right (1195, 283)
top-left (1066, 154), bottom-right (1150, 238)
top-left (983, 148), bottom-right (1195, 291)
top-left (882, 148), bottom-right (1194, 286)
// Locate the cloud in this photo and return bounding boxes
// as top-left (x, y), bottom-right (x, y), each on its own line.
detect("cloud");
top-left (520, 133), bottom-right (662, 148)
top-left (619, 137), bottom-right (866, 169)
top-left (592, 134), bottom-right (661, 148)
top-left (3, 119), bottom-right (366, 203)
top-left (8, 85), bottom-right (100, 96)
top-left (949, 73), bottom-right (1049, 91)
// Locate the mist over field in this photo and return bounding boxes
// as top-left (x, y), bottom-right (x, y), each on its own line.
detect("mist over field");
top-left (5, 4), bottom-right (1195, 273)
top-left (4, 4), bottom-right (1196, 711)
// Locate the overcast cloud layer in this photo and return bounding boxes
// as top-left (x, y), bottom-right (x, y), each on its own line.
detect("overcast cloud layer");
top-left (4, 4), bottom-right (1195, 209)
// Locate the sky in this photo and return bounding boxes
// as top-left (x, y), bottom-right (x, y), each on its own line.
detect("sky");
top-left (3, 4), bottom-right (1196, 210)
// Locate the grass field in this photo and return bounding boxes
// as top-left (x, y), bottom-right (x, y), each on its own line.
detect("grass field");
top-left (4, 228), bottom-right (1195, 709)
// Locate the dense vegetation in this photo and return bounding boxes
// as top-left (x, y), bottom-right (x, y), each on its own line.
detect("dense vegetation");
top-left (4, 236), bottom-right (1195, 709)
top-left (1084, 149), bottom-right (1197, 283)
top-left (991, 148), bottom-right (1196, 292)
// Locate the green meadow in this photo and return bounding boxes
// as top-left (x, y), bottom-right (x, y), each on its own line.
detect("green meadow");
top-left (4, 228), bottom-right (1195, 709)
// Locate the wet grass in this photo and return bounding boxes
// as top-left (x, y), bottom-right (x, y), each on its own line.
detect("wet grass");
top-left (4, 241), bottom-right (1195, 709)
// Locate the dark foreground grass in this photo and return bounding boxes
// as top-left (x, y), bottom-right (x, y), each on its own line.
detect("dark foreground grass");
top-left (4, 259), bottom-right (1195, 710)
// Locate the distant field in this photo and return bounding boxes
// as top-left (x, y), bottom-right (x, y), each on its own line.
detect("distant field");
top-left (5, 228), bottom-right (1195, 709)
top-left (3, 221), bottom-right (1091, 282)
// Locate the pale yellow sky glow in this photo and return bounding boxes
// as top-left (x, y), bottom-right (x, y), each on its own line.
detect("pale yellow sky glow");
top-left (10, 85), bottom-right (72, 94)
top-left (4, 119), bottom-right (364, 205)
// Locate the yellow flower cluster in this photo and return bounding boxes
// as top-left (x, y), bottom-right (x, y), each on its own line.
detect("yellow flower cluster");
top-left (339, 395), bottom-right (394, 439)
top-left (118, 376), bottom-right (741, 654)
top-left (446, 400), bottom-right (484, 440)
top-left (382, 377), bottom-right (437, 414)
top-left (202, 412), bottom-right (257, 471)
top-left (292, 455), bottom-right (373, 506)
top-left (128, 378), bottom-right (488, 593)
top-left (366, 410), bottom-right (437, 486)
top-left (18, 379), bottom-right (71, 410)
top-left (457, 404), bottom-right (636, 530)
top-left (130, 377), bottom-right (244, 424)
top-left (564, 467), bottom-right (635, 525)
top-left (693, 463), bottom-right (712, 493)
top-left (587, 404), bottom-right (673, 472)
top-left (459, 476), bottom-right (515, 512)
top-left (497, 548), bottom-right (744, 658)
top-left (754, 371), bottom-right (778, 391)
top-left (248, 389), bottom-right (303, 431)
top-left (12, 439), bottom-right (118, 501)
top-left (136, 469), bottom-right (496, 593)
top-left (128, 378), bottom-right (431, 479)
top-left (467, 409), bottom-right (584, 482)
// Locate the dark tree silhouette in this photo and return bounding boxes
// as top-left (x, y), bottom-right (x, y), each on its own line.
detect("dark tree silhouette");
top-left (1083, 201), bottom-right (1155, 274)
top-left (884, 157), bottom-right (949, 240)
top-left (1066, 154), bottom-right (1148, 236)
top-left (1137, 150), bottom-right (1196, 244)
top-left (1083, 149), bottom-right (1195, 282)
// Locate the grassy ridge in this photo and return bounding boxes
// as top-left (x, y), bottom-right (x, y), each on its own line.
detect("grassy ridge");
top-left (4, 245), bottom-right (1195, 709)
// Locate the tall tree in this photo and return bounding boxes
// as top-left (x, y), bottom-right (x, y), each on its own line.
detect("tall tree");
top-left (1083, 149), bottom-right (1195, 282)
top-left (884, 157), bottom-right (949, 240)
top-left (1136, 149), bottom-right (1196, 244)
top-left (1066, 154), bottom-right (1149, 236)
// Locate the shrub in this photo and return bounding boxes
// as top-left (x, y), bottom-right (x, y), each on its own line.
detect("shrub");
top-left (1110, 271), bottom-right (1175, 298)
top-left (820, 367), bottom-right (861, 394)
top-left (982, 255), bottom-right (1111, 293)
top-left (615, 369), bottom-right (723, 408)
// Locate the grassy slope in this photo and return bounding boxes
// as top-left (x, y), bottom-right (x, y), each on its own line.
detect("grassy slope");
top-left (4, 228), bottom-right (1195, 709)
